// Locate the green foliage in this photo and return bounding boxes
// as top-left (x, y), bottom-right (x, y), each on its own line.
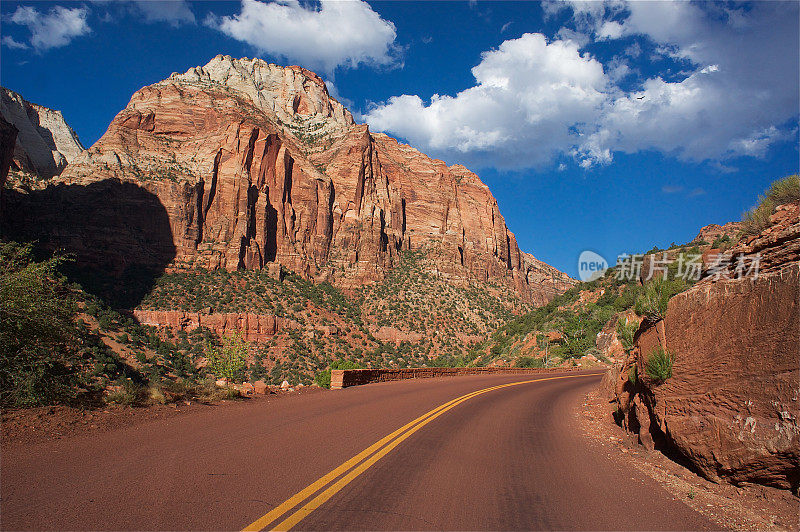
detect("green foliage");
top-left (634, 277), bottom-right (687, 321)
top-left (515, 356), bottom-right (544, 368)
top-left (628, 364), bottom-right (638, 386)
top-left (741, 175), bottom-right (800, 236)
top-left (645, 346), bottom-right (674, 383)
top-left (0, 242), bottom-right (85, 406)
top-left (314, 359), bottom-right (364, 389)
top-left (765, 174), bottom-right (800, 205)
top-left (741, 198), bottom-right (776, 236)
top-left (616, 318), bottom-right (639, 355)
top-left (711, 234), bottom-right (732, 249)
top-left (205, 332), bottom-right (249, 381)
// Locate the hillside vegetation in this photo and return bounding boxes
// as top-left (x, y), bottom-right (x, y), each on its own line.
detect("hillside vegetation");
top-left (5, 175), bottom-right (793, 404)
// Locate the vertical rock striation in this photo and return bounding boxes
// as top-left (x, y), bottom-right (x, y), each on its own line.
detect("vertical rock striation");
top-left (7, 56), bottom-right (573, 303)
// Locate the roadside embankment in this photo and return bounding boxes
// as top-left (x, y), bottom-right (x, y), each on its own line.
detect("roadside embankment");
top-left (605, 202), bottom-right (800, 491)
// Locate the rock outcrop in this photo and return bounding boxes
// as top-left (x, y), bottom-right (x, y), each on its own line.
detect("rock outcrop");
top-left (4, 56), bottom-right (572, 304)
top-left (0, 87), bottom-right (85, 179)
top-left (0, 115), bottom-right (17, 186)
top-left (133, 310), bottom-right (290, 343)
top-left (692, 221), bottom-right (741, 245)
top-left (608, 202), bottom-right (800, 491)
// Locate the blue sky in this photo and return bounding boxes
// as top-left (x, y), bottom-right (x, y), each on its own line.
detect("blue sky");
top-left (2, 0), bottom-right (798, 277)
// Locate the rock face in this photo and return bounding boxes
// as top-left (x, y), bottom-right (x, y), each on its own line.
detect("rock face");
top-left (0, 115), bottom-right (17, 186)
top-left (692, 221), bottom-right (741, 244)
top-left (0, 115), bottom-right (17, 215)
top-left (595, 310), bottom-right (637, 363)
top-left (133, 310), bottom-right (289, 343)
top-left (609, 202), bottom-right (800, 490)
top-left (0, 87), bottom-right (85, 179)
top-left (2, 55), bottom-right (572, 304)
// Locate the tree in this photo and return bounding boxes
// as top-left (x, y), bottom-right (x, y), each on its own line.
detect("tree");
top-left (0, 242), bottom-right (84, 406)
top-left (205, 332), bottom-right (249, 381)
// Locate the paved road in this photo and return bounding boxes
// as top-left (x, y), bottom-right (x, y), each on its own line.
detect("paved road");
top-left (1, 371), bottom-right (720, 531)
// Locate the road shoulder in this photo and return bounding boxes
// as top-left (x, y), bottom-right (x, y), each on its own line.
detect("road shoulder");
top-left (577, 387), bottom-right (799, 532)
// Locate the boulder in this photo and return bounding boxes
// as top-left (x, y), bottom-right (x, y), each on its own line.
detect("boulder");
top-left (253, 380), bottom-right (268, 395)
top-left (610, 203), bottom-right (800, 490)
top-left (237, 382), bottom-right (255, 396)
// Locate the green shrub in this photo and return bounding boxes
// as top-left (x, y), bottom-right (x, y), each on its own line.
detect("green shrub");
top-left (645, 346), bottom-right (674, 383)
top-left (741, 175), bottom-right (800, 236)
top-left (741, 198), bottom-right (776, 236)
top-left (711, 234), bottom-right (732, 249)
top-left (616, 318), bottom-right (639, 355)
top-left (105, 380), bottom-right (142, 406)
top-left (628, 364), bottom-right (638, 386)
top-left (515, 356), bottom-right (544, 368)
top-left (205, 332), bottom-right (249, 381)
top-left (765, 174), bottom-right (799, 205)
top-left (0, 242), bottom-right (85, 407)
top-left (634, 277), bottom-right (687, 321)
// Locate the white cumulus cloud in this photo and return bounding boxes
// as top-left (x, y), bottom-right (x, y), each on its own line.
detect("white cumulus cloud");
top-left (366, 33), bottom-right (609, 168)
top-left (365, 1), bottom-right (799, 170)
top-left (206, 0), bottom-right (399, 73)
top-left (8, 5), bottom-right (90, 51)
top-left (1, 35), bottom-right (28, 50)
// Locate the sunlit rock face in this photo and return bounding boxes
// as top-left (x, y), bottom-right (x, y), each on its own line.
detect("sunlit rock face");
top-left (1, 87), bottom-right (85, 179)
top-left (51, 55), bottom-right (573, 302)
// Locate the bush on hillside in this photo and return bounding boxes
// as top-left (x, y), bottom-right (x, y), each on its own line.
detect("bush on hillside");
top-left (711, 234), bottom-right (732, 249)
top-left (634, 277), bottom-right (688, 321)
top-left (0, 242), bottom-right (86, 407)
top-left (765, 174), bottom-right (800, 205)
top-left (205, 332), bottom-right (249, 381)
top-left (616, 318), bottom-right (639, 355)
top-left (741, 199), bottom-right (776, 237)
top-left (515, 356), bottom-right (544, 368)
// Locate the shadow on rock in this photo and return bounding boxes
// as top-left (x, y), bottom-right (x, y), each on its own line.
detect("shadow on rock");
top-left (1, 178), bottom-right (176, 308)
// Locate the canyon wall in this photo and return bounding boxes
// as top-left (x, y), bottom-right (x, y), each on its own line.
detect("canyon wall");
top-left (2, 55), bottom-right (572, 305)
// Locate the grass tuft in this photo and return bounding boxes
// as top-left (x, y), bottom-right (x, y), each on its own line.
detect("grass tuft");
top-left (645, 346), bottom-right (674, 383)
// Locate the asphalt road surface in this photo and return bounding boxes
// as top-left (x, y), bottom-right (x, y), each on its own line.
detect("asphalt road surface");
top-left (1, 371), bottom-right (720, 531)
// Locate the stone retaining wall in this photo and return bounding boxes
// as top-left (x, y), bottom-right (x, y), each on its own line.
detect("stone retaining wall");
top-left (330, 366), bottom-right (580, 389)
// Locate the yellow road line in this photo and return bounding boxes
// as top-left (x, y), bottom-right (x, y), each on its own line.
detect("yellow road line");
top-left (243, 372), bottom-right (602, 532)
top-left (241, 386), bottom-right (493, 531)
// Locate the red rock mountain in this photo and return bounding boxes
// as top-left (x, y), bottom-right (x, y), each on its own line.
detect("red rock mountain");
top-left (43, 55), bottom-right (572, 303)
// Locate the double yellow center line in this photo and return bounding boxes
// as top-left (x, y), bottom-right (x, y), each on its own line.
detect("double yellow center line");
top-left (242, 372), bottom-right (601, 531)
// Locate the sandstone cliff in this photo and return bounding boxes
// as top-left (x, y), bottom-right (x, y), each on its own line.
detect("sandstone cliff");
top-left (608, 202), bottom-right (800, 491)
top-left (4, 55), bottom-right (571, 304)
top-left (0, 87), bottom-right (85, 179)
